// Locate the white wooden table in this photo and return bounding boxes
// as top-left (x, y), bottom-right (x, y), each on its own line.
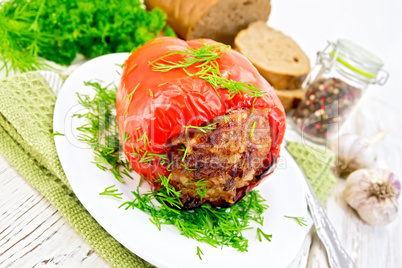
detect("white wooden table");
top-left (1, 0), bottom-right (401, 267)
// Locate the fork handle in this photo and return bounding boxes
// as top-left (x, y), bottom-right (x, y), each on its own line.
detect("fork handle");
top-left (305, 184), bottom-right (355, 268)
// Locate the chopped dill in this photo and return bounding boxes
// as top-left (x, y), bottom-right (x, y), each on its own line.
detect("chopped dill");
top-left (251, 96), bottom-right (257, 117)
top-left (183, 122), bottom-right (218, 134)
top-left (149, 42), bottom-right (265, 100)
top-left (137, 132), bottom-right (149, 147)
top-left (99, 185), bottom-right (123, 199)
top-left (123, 83), bottom-right (140, 115)
top-left (284, 216), bottom-right (308, 227)
top-left (257, 228), bottom-right (272, 242)
top-left (126, 63), bottom-right (137, 74)
top-left (158, 82), bottom-right (168, 87)
top-left (121, 169), bottom-right (134, 180)
top-left (223, 114), bottom-right (228, 124)
top-left (51, 131), bottom-right (64, 137)
top-left (148, 153), bottom-right (168, 160)
top-left (123, 132), bottom-right (131, 143)
top-left (139, 151), bottom-right (154, 163)
top-left (181, 146), bottom-right (188, 162)
top-left (196, 186), bottom-right (209, 201)
top-left (166, 161), bottom-right (175, 171)
top-left (180, 163), bottom-right (196, 171)
top-left (176, 144), bottom-right (186, 152)
top-left (196, 246), bottom-right (204, 260)
top-left (196, 179), bottom-right (207, 186)
top-left (75, 81), bottom-right (132, 184)
top-left (138, 175), bottom-right (144, 189)
top-left (149, 42), bottom-right (229, 72)
top-left (250, 121), bottom-right (257, 138)
top-left (120, 188), bottom-right (269, 251)
top-left (149, 88), bottom-right (154, 98)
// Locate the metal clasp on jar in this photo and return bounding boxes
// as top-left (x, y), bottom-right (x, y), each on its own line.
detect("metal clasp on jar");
top-left (301, 41), bottom-right (337, 89)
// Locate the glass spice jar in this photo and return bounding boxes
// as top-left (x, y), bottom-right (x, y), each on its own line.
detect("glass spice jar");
top-left (291, 39), bottom-right (388, 144)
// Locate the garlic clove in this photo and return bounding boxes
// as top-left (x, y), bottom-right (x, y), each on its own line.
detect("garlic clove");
top-left (332, 133), bottom-right (378, 177)
top-left (344, 169), bottom-right (400, 226)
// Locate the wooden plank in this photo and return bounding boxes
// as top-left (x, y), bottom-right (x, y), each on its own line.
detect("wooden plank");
top-left (0, 155), bottom-right (110, 268)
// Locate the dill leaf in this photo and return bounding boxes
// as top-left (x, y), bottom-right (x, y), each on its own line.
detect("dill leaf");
top-left (284, 216), bottom-right (308, 227)
top-left (99, 185), bottom-right (123, 199)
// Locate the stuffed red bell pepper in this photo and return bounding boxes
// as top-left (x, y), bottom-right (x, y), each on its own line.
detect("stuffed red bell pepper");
top-left (116, 37), bottom-right (286, 209)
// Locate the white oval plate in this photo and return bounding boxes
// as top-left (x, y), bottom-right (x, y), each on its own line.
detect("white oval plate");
top-left (53, 53), bottom-right (308, 268)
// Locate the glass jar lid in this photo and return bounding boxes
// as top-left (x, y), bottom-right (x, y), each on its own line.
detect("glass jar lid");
top-left (332, 39), bottom-right (388, 84)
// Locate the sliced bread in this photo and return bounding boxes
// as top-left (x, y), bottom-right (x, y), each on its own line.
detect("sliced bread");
top-left (234, 21), bottom-right (310, 89)
top-left (145, 0), bottom-right (271, 45)
top-left (274, 88), bottom-right (306, 111)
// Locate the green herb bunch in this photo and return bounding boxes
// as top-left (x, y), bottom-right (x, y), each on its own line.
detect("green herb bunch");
top-left (0, 0), bottom-right (175, 75)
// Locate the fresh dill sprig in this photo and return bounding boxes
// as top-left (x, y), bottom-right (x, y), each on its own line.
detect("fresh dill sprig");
top-left (183, 122), bottom-right (218, 134)
top-left (196, 246), bottom-right (204, 260)
top-left (75, 81), bottom-right (132, 183)
top-left (196, 186), bottom-right (209, 201)
top-left (284, 216), bottom-right (308, 227)
top-left (99, 185), bottom-right (123, 199)
top-left (257, 228), bottom-right (272, 242)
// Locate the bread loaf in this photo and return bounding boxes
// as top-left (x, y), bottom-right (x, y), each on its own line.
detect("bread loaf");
top-left (234, 21), bottom-right (310, 90)
top-left (144, 0), bottom-right (271, 45)
top-left (274, 88), bottom-right (306, 111)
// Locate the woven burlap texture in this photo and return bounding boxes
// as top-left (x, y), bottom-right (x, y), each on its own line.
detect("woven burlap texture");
top-left (286, 141), bottom-right (337, 204)
top-left (0, 72), bottom-right (153, 268)
top-left (0, 71), bottom-right (337, 267)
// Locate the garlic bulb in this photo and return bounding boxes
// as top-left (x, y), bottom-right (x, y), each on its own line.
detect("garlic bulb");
top-left (344, 169), bottom-right (400, 226)
top-left (331, 132), bottom-right (387, 177)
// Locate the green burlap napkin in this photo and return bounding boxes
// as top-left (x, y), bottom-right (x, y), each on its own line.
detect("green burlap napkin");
top-left (285, 141), bottom-right (337, 204)
top-left (0, 71), bottom-right (337, 267)
top-left (0, 72), bottom-right (153, 268)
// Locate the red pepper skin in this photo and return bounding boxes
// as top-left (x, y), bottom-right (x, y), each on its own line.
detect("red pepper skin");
top-left (116, 37), bottom-right (286, 189)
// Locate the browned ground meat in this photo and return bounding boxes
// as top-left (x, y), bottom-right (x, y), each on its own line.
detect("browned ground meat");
top-left (166, 108), bottom-right (273, 209)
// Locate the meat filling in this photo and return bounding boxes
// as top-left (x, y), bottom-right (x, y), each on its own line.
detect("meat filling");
top-left (166, 108), bottom-right (273, 209)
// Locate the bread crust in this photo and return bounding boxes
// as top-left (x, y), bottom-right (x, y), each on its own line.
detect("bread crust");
top-left (274, 88), bottom-right (306, 111)
top-left (145, 0), bottom-right (221, 39)
top-left (145, 0), bottom-right (271, 44)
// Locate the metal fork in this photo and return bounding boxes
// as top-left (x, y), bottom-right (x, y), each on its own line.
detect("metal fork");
top-left (283, 140), bottom-right (355, 268)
